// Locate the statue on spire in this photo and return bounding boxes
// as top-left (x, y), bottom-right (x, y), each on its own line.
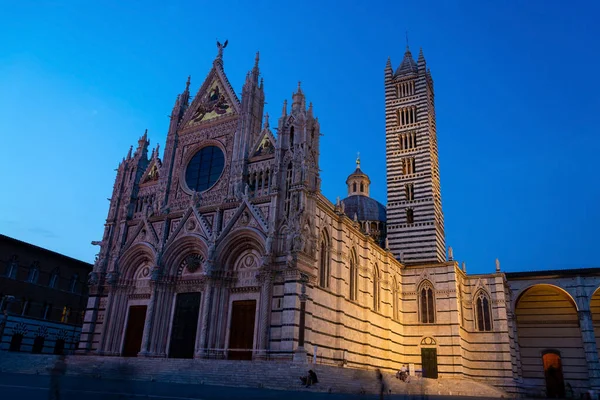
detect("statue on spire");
top-left (216, 39), bottom-right (228, 59)
top-left (356, 152), bottom-right (361, 168)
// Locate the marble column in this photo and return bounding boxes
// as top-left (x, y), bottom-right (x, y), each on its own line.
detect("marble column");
top-left (96, 287), bottom-right (115, 355)
top-left (138, 285), bottom-right (157, 356)
top-left (293, 273), bottom-right (309, 363)
top-left (196, 282), bottom-right (214, 358)
top-left (256, 271), bottom-right (273, 359)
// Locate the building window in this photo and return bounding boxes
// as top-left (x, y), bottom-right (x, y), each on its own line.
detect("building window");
top-left (318, 232), bottom-right (330, 288)
top-left (349, 250), bottom-right (358, 301)
top-left (284, 162), bottom-right (293, 217)
top-left (397, 106), bottom-right (417, 126)
top-left (54, 339), bottom-right (65, 355)
top-left (20, 298), bottom-right (30, 316)
top-left (373, 265), bottom-right (380, 311)
top-left (5, 255), bottom-right (18, 279)
top-left (43, 303), bottom-right (53, 320)
top-left (289, 126), bottom-right (294, 147)
top-left (398, 132), bottom-right (417, 151)
top-left (61, 306), bottom-right (71, 323)
top-left (49, 269), bottom-right (60, 289)
top-left (32, 336), bottom-right (45, 354)
top-left (475, 291), bottom-right (492, 331)
top-left (360, 183), bottom-right (364, 192)
top-left (406, 208), bottom-right (414, 224)
top-left (353, 182), bottom-right (357, 192)
top-left (419, 281), bottom-right (435, 323)
top-left (397, 80), bottom-right (415, 98)
top-left (9, 334), bottom-right (23, 352)
top-left (392, 277), bottom-right (399, 321)
top-left (69, 274), bottom-right (79, 293)
top-left (405, 183), bottom-right (414, 201)
top-left (184, 146), bottom-right (225, 193)
top-left (402, 158), bottom-right (415, 175)
top-left (27, 265), bottom-right (39, 283)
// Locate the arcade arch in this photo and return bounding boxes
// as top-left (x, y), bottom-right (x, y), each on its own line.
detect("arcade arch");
top-left (515, 284), bottom-right (585, 395)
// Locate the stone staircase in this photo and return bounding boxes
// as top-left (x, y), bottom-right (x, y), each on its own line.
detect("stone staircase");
top-left (0, 353), bottom-right (509, 398)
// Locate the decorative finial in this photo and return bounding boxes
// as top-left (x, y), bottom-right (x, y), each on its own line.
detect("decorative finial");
top-left (405, 31), bottom-right (409, 51)
top-left (448, 246), bottom-right (453, 261)
top-left (462, 261), bottom-right (466, 273)
top-left (385, 237), bottom-right (390, 251)
top-left (264, 113), bottom-right (270, 129)
top-left (281, 99), bottom-right (287, 116)
top-left (254, 51), bottom-right (260, 68)
top-left (216, 39), bottom-right (229, 60)
top-left (495, 258), bottom-right (500, 272)
top-left (356, 152), bottom-right (361, 168)
top-left (297, 81), bottom-right (302, 93)
top-left (185, 75), bottom-right (191, 90)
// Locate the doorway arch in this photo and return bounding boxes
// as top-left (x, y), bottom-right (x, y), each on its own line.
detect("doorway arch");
top-left (515, 284), bottom-right (585, 394)
top-left (542, 350), bottom-right (565, 398)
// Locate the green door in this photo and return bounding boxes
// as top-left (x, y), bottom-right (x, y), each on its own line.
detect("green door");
top-left (421, 348), bottom-right (438, 379)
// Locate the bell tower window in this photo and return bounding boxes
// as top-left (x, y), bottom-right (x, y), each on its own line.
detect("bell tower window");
top-left (406, 208), bottom-right (414, 224)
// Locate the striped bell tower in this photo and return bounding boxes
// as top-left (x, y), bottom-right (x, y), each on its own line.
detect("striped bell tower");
top-left (384, 46), bottom-right (446, 264)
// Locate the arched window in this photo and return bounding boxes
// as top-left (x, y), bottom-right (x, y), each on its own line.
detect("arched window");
top-left (289, 126), bottom-right (295, 147)
top-left (392, 277), bottom-right (399, 321)
top-left (475, 291), bottom-right (492, 331)
top-left (373, 265), bottom-right (380, 311)
top-left (318, 231), bottom-right (330, 288)
top-left (360, 183), bottom-right (364, 192)
top-left (419, 281), bottom-right (435, 323)
top-left (353, 182), bottom-right (357, 192)
top-left (32, 336), bottom-right (45, 354)
top-left (49, 269), bottom-right (60, 289)
top-left (69, 274), bottom-right (79, 293)
top-left (349, 250), bottom-right (358, 301)
top-left (27, 265), bottom-right (39, 283)
top-left (284, 162), bottom-right (293, 217)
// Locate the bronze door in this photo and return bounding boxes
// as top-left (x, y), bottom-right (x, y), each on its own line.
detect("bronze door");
top-left (228, 300), bottom-right (256, 360)
top-left (169, 292), bottom-right (201, 359)
top-left (122, 305), bottom-right (147, 357)
top-left (421, 348), bottom-right (438, 379)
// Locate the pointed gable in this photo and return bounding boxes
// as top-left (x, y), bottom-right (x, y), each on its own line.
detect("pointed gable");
top-left (251, 129), bottom-right (276, 158)
top-left (181, 63), bottom-right (241, 129)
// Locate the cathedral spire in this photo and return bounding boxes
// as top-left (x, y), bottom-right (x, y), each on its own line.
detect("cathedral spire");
top-left (395, 46), bottom-right (417, 77)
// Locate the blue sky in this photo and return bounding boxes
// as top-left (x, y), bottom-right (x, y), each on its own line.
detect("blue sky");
top-left (1, 1), bottom-right (599, 273)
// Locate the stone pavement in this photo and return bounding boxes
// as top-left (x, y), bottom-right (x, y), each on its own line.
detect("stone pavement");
top-left (0, 372), bottom-right (506, 400)
top-left (0, 353), bottom-right (509, 398)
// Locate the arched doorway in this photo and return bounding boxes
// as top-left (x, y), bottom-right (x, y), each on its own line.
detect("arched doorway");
top-left (515, 284), bottom-right (584, 395)
top-left (542, 351), bottom-right (565, 398)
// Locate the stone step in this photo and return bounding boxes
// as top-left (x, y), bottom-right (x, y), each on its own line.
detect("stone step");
top-left (0, 353), bottom-right (510, 397)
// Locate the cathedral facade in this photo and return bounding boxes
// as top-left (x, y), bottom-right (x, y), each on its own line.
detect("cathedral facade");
top-left (79, 43), bottom-right (600, 398)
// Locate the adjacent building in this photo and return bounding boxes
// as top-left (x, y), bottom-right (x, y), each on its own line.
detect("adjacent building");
top-left (78, 43), bottom-right (600, 398)
top-left (0, 234), bottom-right (92, 354)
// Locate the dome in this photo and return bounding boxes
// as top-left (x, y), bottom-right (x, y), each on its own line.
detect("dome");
top-left (341, 195), bottom-right (386, 223)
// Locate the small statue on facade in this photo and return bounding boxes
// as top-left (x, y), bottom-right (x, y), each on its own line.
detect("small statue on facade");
top-left (106, 271), bottom-right (119, 286)
top-left (495, 258), bottom-right (500, 272)
top-left (87, 272), bottom-right (99, 286)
